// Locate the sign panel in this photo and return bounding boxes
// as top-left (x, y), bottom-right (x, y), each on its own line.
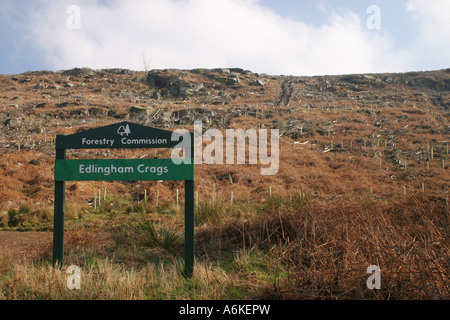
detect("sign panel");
top-left (56, 121), bottom-right (189, 149)
top-left (55, 159), bottom-right (193, 181)
top-left (52, 121), bottom-right (195, 278)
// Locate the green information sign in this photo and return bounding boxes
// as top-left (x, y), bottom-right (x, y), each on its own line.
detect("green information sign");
top-left (55, 121), bottom-right (181, 149)
top-left (52, 122), bottom-right (195, 278)
top-left (55, 159), bottom-right (193, 181)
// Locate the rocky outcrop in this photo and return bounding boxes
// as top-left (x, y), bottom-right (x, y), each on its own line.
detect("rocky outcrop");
top-left (129, 106), bottom-right (155, 118)
top-left (146, 70), bottom-right (205, 98)
top-left (406, 76), bottom-right (450, 92)
top-left (62, 67), bottom-right (95, 78)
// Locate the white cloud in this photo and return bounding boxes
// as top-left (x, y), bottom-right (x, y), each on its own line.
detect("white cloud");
top-left (20, 0), bottom-right (414, 76)
top-left (406, 0), bottom-right (450, 70)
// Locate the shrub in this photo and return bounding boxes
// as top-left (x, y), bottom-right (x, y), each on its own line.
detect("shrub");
top-left (195, 200), bottom-right (227, 227)
top-left (110, 216), bottom-right (183, 253)
top-left (7, 209), bottom-right (19, 227)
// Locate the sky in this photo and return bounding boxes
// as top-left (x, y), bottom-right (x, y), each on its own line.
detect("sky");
top-left (0, 0), bottom-right (449, 76)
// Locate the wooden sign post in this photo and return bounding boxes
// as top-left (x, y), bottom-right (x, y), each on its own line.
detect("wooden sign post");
top-left (53, 122), bottom-right (195, 278)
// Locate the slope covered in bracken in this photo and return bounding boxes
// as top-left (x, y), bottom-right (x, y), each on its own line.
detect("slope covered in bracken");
top-left (0, 67), bottom-right (448, 206)
top-left (0, 67), bottom-right (449, 300)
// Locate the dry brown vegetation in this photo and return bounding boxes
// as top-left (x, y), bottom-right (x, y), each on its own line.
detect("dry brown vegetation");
top-left (201, 195), bottom-right (450, 299)
top-left (0, 67), bottom-right (449, 300)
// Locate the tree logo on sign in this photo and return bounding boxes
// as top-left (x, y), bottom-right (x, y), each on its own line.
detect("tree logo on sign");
top-left (117, 124), bottom-right (131, 136)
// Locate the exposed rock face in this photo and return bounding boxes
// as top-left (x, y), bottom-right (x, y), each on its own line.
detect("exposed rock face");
top-left (62, 68), bottom-right (95, 78)
top-left (129, 106), bottom-right (155, 118)
top-left (89, 107), bottom-right (109, 118)
top-left (1, 66), bottom-right (449, 152)
top-left (406, 76), bottom-right (450, 92)
top-left (146, 70), bottom-right (205, 98)
top-left (4, 118), bottom-right (22, 128)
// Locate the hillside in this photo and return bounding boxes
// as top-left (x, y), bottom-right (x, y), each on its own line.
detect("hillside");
top-left (0, 67), bottom-right (449, 300)
top-left (0, 67), bottom-right (448, 206)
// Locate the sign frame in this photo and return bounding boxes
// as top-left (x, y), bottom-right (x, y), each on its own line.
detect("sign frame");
top-left (52, 122), bottom-right (195, 278)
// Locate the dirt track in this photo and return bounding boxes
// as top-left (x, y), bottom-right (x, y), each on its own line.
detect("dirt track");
top-left (0, 231), bottom-right (52, 262)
